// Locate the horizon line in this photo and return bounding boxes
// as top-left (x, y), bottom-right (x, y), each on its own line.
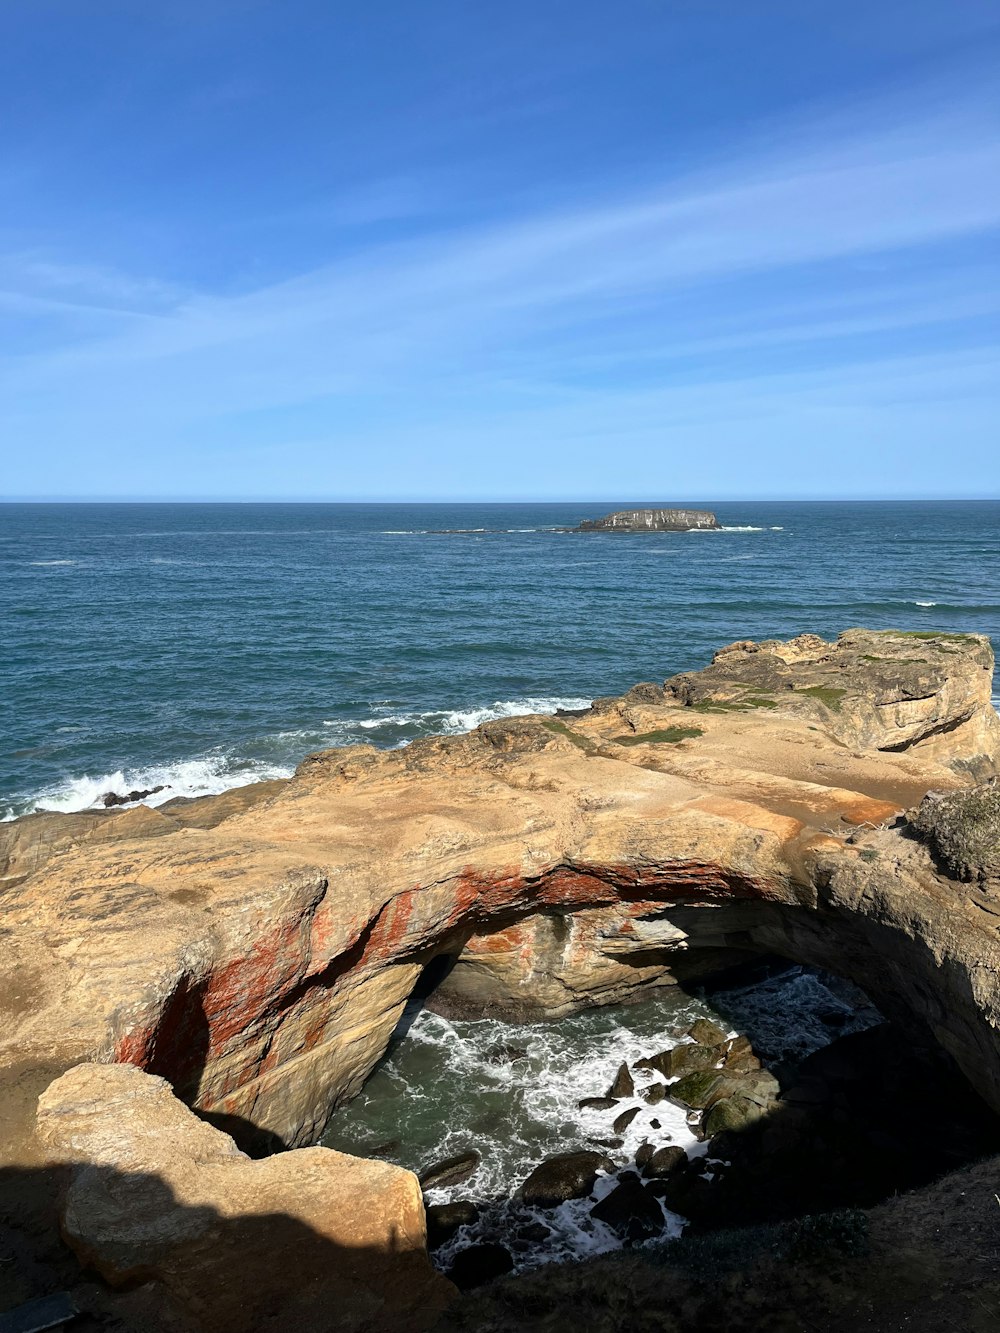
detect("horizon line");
top-left (2, 495), bottom-right (999, 506)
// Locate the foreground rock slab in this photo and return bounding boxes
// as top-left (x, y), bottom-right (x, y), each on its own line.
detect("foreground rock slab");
top-left (36, 1064), bottom-right (454, 1333)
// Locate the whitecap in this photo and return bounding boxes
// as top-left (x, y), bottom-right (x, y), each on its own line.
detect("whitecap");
top-left (17, 755), bottom-right (293, 818)
top-left (355, 696), bottom-right (592, 736)
top-left (914, 601), bottom-right (937, 607)
top-left (770, 526), bottom-right (784, 531)
top-left (28, 559), bottom-right (76, 566)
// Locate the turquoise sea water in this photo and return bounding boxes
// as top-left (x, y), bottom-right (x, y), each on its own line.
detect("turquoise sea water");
top-left (2, 500), bottom-right (998, 819)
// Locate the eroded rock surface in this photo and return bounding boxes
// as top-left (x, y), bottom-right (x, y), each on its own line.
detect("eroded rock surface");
top-left (3, 626), bottom-right (1000, 1328)
top-left (35, 1063), bottom-right (453, 1332)
top-left (2, 629), bottom-right (999, 1163)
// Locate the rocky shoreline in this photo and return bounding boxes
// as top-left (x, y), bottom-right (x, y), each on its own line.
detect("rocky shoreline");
top-left (2, 627), bottom-right (1000, 1331)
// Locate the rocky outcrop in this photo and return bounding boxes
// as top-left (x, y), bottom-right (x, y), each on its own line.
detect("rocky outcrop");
top-left (35, 1063), bottom-right (454, 1332)
top-left (3, 628), bottom-right (1000, 1325)
top-left (576, 508), bottom-right (719, 531)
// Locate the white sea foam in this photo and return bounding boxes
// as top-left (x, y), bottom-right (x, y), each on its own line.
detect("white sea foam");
top-left (355, 696), bottom-right (592, 735)
top-left (17, 755), bottom-right (293, 818)
top-left (325, 966), bottom-right (880, 1272)
top-left (770, 526), bottom-right (784, 531)
top-left (28, 559), bottom-right (76, 566)
top-left (914, 600), bottom-right (938, 607)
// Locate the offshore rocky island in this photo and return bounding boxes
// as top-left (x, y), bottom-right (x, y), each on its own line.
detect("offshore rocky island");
top-left (574, 507), bottom-right (720, 531)
top-left (3, 628), bottom-right (1000, 1332)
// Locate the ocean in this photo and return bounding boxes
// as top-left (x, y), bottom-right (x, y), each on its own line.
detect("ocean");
top-left (2, 499), bottom-right (998, 820)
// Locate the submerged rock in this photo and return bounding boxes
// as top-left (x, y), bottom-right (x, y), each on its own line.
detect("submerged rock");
top-left (418, 1150), bottom-right (481, 1190)
top-left (578, 1096), bottom-right (618, 1111)
top-left (518, 1150), bottom-right (613, 1207)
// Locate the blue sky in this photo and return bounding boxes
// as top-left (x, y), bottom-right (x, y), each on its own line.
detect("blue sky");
top-left (1, 1), bottom-right (998, 499)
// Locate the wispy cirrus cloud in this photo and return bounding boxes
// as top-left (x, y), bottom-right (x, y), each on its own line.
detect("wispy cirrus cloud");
top-left (2, 75), bottom-right (998, 496)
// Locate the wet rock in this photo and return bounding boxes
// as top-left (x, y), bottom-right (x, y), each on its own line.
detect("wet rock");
top-left (425, 1200), bottom-right (479, 1249)
top-left (448, 1243), bottom-right (514, 1290)
top-left (484, 1042), bottom-right (529, 1065)
top-left (612, 1106), bottom-right (640, 1134)
top-left (608, 1062), bottom-right (634, 1098)
top-left (587, 1136), bottom-right (624, 1150)
top-left (590, 1175), bottom-right (664, 1242)
top-left (366, 1139), bottom-right (402, 1159)
top-left (702, 1096), bottom-right (766, 1137)
top-left (642, 1083), bottom-right (666, 1105)
top-left (723, 1046), bottom-right (762, 1075)
top-left (642, 1145), bottom-right (687, 1179)
top-left (418, 1150), bottom-right (481, 1190)
top-left (739, 1070), bottom-right (781, 1107)
top-left (578, 1096), bottom-right (618, 1111)
top-left (101, 785), bottom-right (167, 808)
top-left (649, 1119), bottom-right (662, 1130)
top-left (688, 1018), bottom-right (729, 1046)
top-left (635, 1142), bottom-right (654, 1169)
top-left (515, 1221), bottom-right (551, 1243)
top-left (518, 1150), bottom-right (613, 1207)
top-left (669, 1071), bottom-right (732, 1110)
top-left (637, 1043), bottom-right (717, 1079)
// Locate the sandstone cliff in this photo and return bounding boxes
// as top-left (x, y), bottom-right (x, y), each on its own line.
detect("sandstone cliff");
top-left (3, 627), bottom-right (1000, 1331)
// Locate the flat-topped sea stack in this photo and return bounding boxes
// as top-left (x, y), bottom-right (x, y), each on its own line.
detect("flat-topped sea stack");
top-left (4, 627), bottom-right (1000, 1331)
top-left (576, 507), bottom-right (720, 531)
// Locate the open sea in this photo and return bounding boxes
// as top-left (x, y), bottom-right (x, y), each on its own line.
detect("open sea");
top-left (2, 499), bottom-right (999, 820)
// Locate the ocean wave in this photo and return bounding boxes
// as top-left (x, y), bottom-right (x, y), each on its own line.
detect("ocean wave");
top-left (913, 600), bottom-right (937, 607)
top-left (354, 695), bottom-right (592, 736)
top-left (8, 755), bottom-right (293, 819)
top-left (28, 559), bottom-right (76, 566)
top-left (4, 696), bottom-right (592, 821)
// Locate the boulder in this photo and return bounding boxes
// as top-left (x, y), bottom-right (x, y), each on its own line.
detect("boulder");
top-left (702, 1096), bottom-right (766, 1137)
top-left (578, 1096), bottom-right (618, 1111)
top-left (418, 1150), bottom-right (481, 1190)
top-left (642, 1146), bottom-right (687, 1179)
top-left (590, 1175), bottom-right (664, 1242)
top-left (687, 1018), bottom-right (729, 1046)
top-left (608, 1062), bottom-right (634, 1098)
top-left (642, 1083), bottom-right (666, 1105)
top-left (669, 1071), bottom-right (734, 1110)
top-left (518, 1151), bottom-right (613, 1207)
top-left (35, 1063), bottom-right (453, 1333)
top-left (426, 1201), bottom-right (479, 1249)
top-left (447, 1244), bottom-right (514, 1290)
top-left (613, 1107), bottom-right (640, 1134)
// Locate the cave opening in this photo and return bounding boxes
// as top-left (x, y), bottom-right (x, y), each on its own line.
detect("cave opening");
top-left (320, 937), bottom-right (1000, 1285)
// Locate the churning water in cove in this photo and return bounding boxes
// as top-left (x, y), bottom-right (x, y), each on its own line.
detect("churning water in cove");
top-left (2, 500), bottom-right (999, 819)
top-left (321, 967), bottom-right (881, 1271)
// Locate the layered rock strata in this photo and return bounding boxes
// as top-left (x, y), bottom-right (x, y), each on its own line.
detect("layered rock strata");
top-left (3, 627), bottom-right (1000, 1326)
top-left (576, 507), bottom-right (719, 531)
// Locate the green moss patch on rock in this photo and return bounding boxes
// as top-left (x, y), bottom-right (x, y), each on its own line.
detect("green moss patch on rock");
top-left (538, 717), bottom-right (594, 751)
top-left (612, 726), bottom-right (704, 746)
top-left (794, 685), bottom-right (847, 711)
